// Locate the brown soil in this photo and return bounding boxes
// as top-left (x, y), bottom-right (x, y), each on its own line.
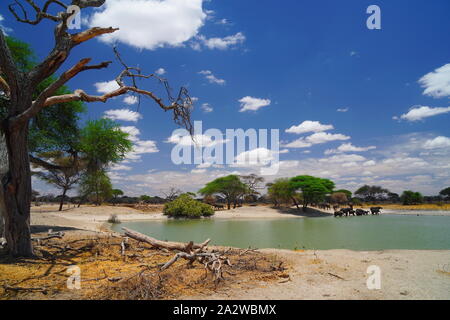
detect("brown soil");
top-left (0, 233), bottom-right (287, 300)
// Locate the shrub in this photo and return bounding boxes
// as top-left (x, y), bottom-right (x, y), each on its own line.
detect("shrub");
top-left (108, 214), bottom-right (121, 224)
top-left (163, 194), bottom-right (214, 218)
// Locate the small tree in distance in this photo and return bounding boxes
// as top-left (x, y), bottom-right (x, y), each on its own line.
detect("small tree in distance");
top-left (32, 151), bottom-right (82, 211)
top-left (330, 192), bottom-right (348, 205)
top-left (111, 189), bottom-right (124, 206)
top-left (266, 178), bottom-right (296, 207)
top-left (439, 187), bottom-right (450, 200)
top-left (289, 175), bottom-right (335, 209)
top-left (401, 190), bottom-right (424, 205)
top-left (199, 175), bottom-right (248, 210)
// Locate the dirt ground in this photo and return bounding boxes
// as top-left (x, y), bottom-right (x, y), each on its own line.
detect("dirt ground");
top-left (185, 249), bottom-right (450, 300)
top-left (0, 233), bottom-right (287, 300)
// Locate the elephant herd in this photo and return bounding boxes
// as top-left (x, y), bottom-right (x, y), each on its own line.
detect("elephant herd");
top-left (333, 205), bottom-right (382, 217)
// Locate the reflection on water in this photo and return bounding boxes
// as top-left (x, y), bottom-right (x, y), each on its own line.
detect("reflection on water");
top-left (112, 214), bottom-right (450, 250)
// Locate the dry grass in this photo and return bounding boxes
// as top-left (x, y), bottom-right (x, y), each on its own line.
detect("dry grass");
top-left (0, 234), bottom-right (287, 300)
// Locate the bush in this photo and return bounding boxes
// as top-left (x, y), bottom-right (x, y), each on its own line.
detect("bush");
top-left (163, 194), bottom-right (214, 218)
top-left (108, 214), bottom-right (121, 224)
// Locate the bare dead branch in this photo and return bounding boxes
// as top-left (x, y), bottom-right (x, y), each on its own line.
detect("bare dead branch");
top-left (39, 85), bottom-right (193, 133)
top-left (122, 227), bottom-right (210, 252)
top-left (15, 58), bottom-right (111, 123)
top-left (8, 0), bottom-right (62, 25)
top-left (71, 27), bottom-right (119, 44)
top-left (72, 0), bottom-right (106, 9)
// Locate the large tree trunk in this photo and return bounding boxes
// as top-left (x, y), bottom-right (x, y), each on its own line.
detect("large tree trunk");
top-left (0, 133), bottom-right (7, 241)
top-left (2, 121), bottom-right (33, 257)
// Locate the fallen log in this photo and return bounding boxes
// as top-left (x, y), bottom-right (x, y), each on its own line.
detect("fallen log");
top-left (122, 227), bottom-right (210, 253)
top-left (32, 229), bottom-right (65, 242)
top-left (122, 227), bottom-right (231, 284)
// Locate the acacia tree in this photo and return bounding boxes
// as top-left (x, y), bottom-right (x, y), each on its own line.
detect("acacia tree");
top-left (401, 190), bottom-right (423, 205)
top-left (289, 175), bottom-right (335, 209)
top-left (266, 178), bottom-right (296, 207)
top-left (354, 185), bottom-right (390, 202)
top-left (199, 175), bottom-right (248, 210)
top-left (330, 192), bottom-right (348, 205)
top-left (111, 189), bottom-right (124, 206)
top-left (0, 0), bottom-right (193, 256)
top-left (32, 151), bottom-right (82, 211)
top-left (439, 187), bottom-right (450, 200)
top-left (79, 170), bottom-right (112, 206)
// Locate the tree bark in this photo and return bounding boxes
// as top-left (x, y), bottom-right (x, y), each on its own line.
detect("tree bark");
top-left (0, 133), bottom-right (7, 240)
top-left (291, 197), bottom-right (300, 210)
top-left (2, 121), bottom-right (34, 256)
top-left (59, 188), bottom-right (67, 212)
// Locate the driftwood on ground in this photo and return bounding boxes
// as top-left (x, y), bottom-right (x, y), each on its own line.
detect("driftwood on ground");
top-left (122, 227), bottom-right (210, 253)
top-left (122, 227), bottom-right (231, 283)
top-left (32, 229), bottom-right (65, 243)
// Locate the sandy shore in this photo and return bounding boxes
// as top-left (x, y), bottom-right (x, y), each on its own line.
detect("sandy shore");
top-left (185, 249), bottom-right (450, 300)
top-left (30, 204), bottom-right (333, 234)
top-left (31, 205), bottom-right (157, 233)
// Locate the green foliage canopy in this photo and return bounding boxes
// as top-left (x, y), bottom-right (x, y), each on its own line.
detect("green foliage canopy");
top-left (163, 194), bottom-right (214, 218)
top-left (401, 190), bottom-right (424, 205)
top-left (439, 187), bottom-right (450, 199)
top-left (79, 119), bottom-right (133, 172)
top-left (267, 178), bottom-right (296, 207)
top-left (289, 175), bottom-right (335, 208)
top-left (199, 175), bottom-right (248, 209)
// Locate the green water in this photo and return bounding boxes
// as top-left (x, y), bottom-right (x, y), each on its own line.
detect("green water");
top-left (112, 214), bottom-right (450, 251)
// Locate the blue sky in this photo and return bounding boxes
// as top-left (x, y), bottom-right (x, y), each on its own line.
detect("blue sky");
top-left (1, 0), bottom-right (449, 196)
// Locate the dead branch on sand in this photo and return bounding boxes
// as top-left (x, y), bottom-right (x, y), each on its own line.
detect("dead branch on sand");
top-left (122, 227), bottom-right (232, 283)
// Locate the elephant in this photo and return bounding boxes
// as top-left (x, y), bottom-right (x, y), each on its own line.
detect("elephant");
top-left (334, 210), bottom-right (344, 217)
top-left (355, 209), bottom-right (369, 216)
top-left (341, 204), bottom-right (354, 216)
top-left (370, 207), bottom-right (382, 215)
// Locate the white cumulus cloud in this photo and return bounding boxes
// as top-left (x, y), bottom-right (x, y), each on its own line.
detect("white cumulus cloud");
top-left (89, 0), bottom-right (206, 50)
top-left (233, 148), bottom-right (276, 167)
top-left (120, 126), bottom-right (159, 161)
top-left (238, 96), bottom-right (271, 112)
top-left (123, 95), bottom-right (138, 105)
top-left (324, 143), bottom-right (376, 155)
top-left (423, 136), bottom-right (450, 149)
top-left (284, 132), bottom-right (350, 148)
top-left (104, 109), bottom-right (142, 122)
top-left (286, 120), bottom-right (334, 134)
top-left (198, 70), bottom-right (226, 85)
top-left (166, 133), bottom-right (227, 147)
top-left (194, 32), bottom-right (245, 50)
top-left (418, 63), bottom-right (450, 98)
top-left (397, 105), bottom-right (450, 121)
top-left (155, 68), bottom-right (166, 75)
top-left (94, 80), bottom-right (120, 93)
top-left (201, 103), bottom-right (213, 113)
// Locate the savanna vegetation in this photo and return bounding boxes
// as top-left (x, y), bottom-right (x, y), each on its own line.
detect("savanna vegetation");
top-left (163, 194), bottom-right (214, 218)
